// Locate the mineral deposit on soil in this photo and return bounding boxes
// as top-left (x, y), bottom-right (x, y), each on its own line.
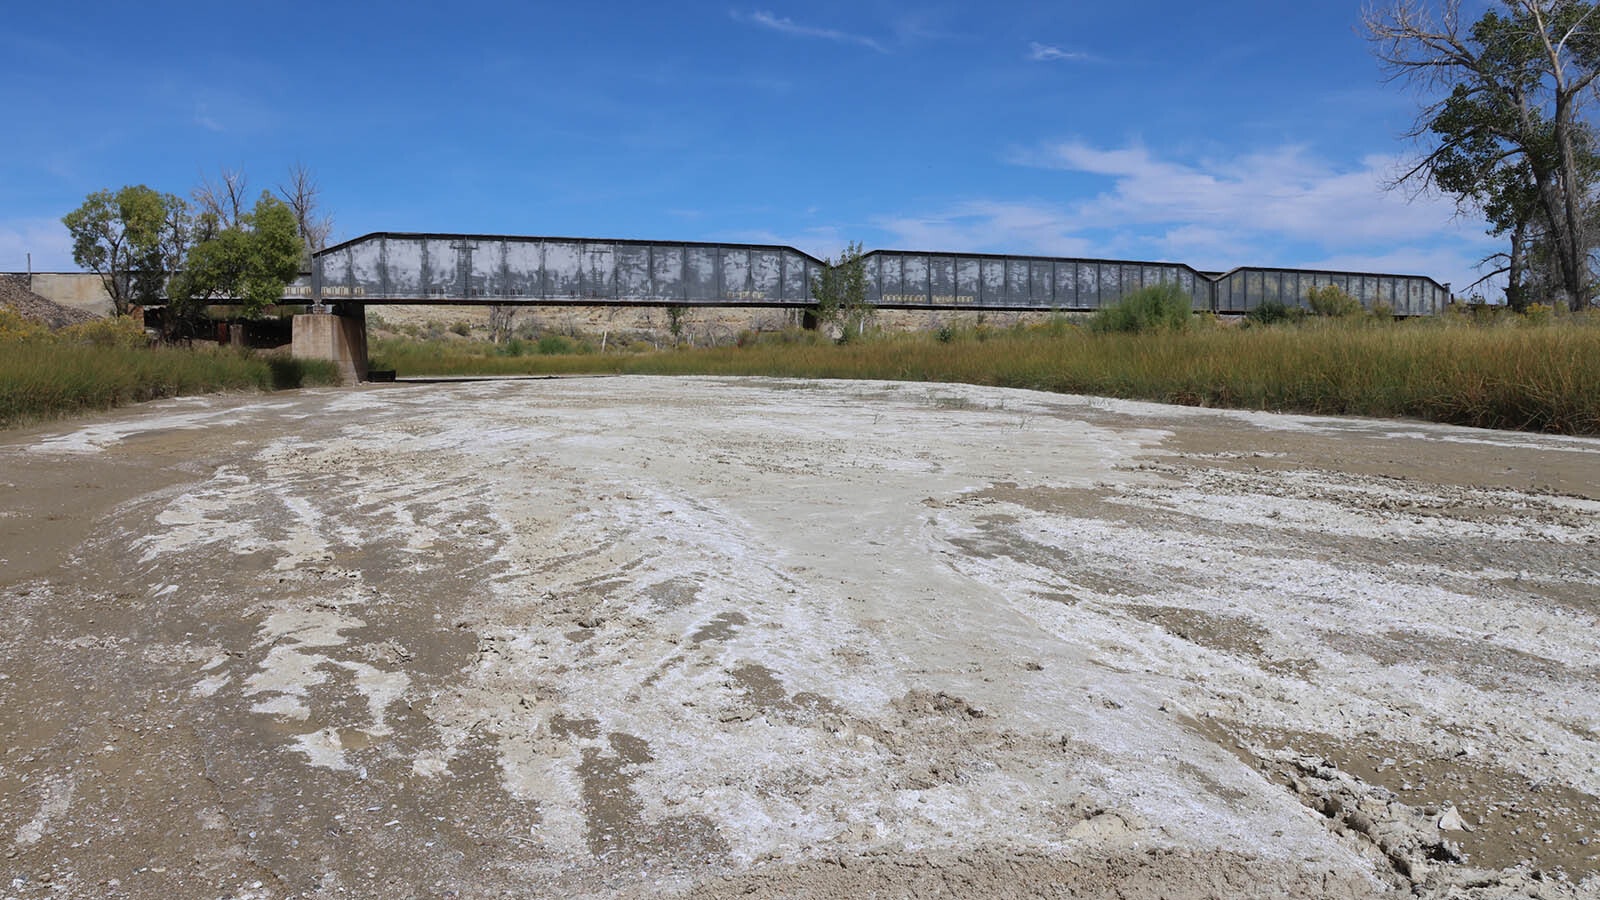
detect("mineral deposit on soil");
top-left (1, 376), bottom-right (1597, 899)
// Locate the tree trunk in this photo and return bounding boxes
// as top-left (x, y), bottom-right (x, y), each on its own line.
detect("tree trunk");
top-left (1508, 219), bottom-right (1528, 312)
top-left (1553, 111), bottom-right (1591, 311)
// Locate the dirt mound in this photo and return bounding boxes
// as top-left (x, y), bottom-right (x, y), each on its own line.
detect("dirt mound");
top-left (0, 274), bottom-right (100, 328)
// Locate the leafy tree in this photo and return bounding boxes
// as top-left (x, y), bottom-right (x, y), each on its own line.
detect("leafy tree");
top-left (666, 304), bottom-right (688, 346)
top-left (810, 241), bottom-right (870, 335)
top-left (62, 185), bottom-right (190, 316)
top-left (1366, 0), bottom-right (1600, 310)
top-left (169, 192), bottom-right (304, 318)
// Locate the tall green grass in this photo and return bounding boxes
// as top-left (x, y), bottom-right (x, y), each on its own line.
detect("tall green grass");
top-left (375, 320), bottom-right (1600, 435)
top-left (0, 343), bottom-right (341, 427)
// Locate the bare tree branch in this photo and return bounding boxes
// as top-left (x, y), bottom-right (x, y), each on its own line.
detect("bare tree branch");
top-left (276, 162), bottom-right (334, 254)
top-left (193, 168), bottom-right (249, 239)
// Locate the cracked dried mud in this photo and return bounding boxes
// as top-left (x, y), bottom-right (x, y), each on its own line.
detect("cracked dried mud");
top-left (1, 376), bottom-right (1597, 899)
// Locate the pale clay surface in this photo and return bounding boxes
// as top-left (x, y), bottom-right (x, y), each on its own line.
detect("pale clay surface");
top-left (1, 376), bottom-right (1597, 898)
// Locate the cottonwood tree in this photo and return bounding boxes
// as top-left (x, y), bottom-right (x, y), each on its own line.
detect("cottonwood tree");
top-left (1366, 0), bottom-right (1600, 309)
top-left (168, 192), bottom-right (303, 318)
top-left (62, 185), bottom-right (190, 316)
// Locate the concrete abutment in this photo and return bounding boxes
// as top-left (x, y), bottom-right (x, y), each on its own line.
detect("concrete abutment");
top-left (292, 308), bottom-right (368, 384)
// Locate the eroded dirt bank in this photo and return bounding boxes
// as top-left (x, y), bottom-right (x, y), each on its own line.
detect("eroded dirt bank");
top-left (1, 376), bottom-right (1596, 899)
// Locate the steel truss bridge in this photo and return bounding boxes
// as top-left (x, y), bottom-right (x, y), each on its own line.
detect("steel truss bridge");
top-left (292, 232), bottom-right (1453, 316)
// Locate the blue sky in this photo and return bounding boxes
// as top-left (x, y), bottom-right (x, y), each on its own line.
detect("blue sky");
top-left (1, 1), bottom-right (1499, 294)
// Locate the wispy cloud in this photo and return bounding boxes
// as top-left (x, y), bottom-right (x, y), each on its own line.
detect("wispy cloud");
top-left (872, 140), bottom-right (1498, 292)
top-left (732, 10), bottom-right (887, 53)
top-left (1027, 42), bottom-right (1090, 63)
top-left (0, 217), bottom-right (76, 271)
top-left (873, 201), bottom-right (1095, 257)
top-left (1016, 140), bottom-right (1478, 249)
top-left (194, 103), bottom-right (226, 133)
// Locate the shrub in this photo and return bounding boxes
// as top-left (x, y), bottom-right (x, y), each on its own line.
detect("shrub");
top-left (0, 308), bottom-right (51, 343)
top-left (1369, 300), bottom-right (1396, 322)
top-left (1089, 284), bottom-right (1194, 334)
top-left (537, 334), bottom-right (574, 355)
top-left (1306, 284), bottom-right (1364, 318)
top-left (57, 315), bottom-right (151, 349)
top-left (449, 320), bottom-right (471, 337)
top-left (1523, 303), bottom-right (1555, 325)
top-left (1246, 300), bottom-right (1303, 326)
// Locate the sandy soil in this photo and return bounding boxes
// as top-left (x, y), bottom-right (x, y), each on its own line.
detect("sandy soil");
top-left (1, 376), bottom-right (1597, 899)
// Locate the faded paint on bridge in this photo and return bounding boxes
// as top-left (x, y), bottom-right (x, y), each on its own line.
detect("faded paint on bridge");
top-left (302, 233), bottom-right (1453, 316)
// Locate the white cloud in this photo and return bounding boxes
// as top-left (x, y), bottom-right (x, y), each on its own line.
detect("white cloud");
top-left (873, 201), bottom-right (1095, 257)
top-left (871, 141), bottom-right (1500, 294)
top-left (1027, 42), bottom-right (1089, 62)
top-left (0, 218), bottom-right (75, 272)
top-left (732, 11), bottom-right (886, 53)
top-left (1024, 140), bottom-right (1482, 248)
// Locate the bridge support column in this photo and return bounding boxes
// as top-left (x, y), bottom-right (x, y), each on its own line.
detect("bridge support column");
top-left (292, 306), bottom-right (368, 384)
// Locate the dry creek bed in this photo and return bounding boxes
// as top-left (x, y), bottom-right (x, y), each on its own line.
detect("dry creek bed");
top-left (0, 375), bottom-right (1597, 899)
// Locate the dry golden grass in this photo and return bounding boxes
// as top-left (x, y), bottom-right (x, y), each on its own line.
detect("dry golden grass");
top-left (372, 316), bottom-right (1600, 435)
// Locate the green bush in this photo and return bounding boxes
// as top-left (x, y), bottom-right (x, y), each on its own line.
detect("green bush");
top-left (1089, 284), bottom-right (1194, 334)
top-left (1307, 284), bottom-right (1364, 318)
top-left (1246, 299), bottom-right (1305, 326)
top-left (537, 334), bottom-right (574, 355)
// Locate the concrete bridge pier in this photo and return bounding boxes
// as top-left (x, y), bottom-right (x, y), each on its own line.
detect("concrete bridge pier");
top-left (291, 304), bottom-right (369, 384)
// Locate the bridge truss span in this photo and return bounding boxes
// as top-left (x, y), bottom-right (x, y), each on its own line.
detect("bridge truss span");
top-left (309, 233), bottom-right (825, 308)
top-left (305, 232), bottom-right (1454, 316)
